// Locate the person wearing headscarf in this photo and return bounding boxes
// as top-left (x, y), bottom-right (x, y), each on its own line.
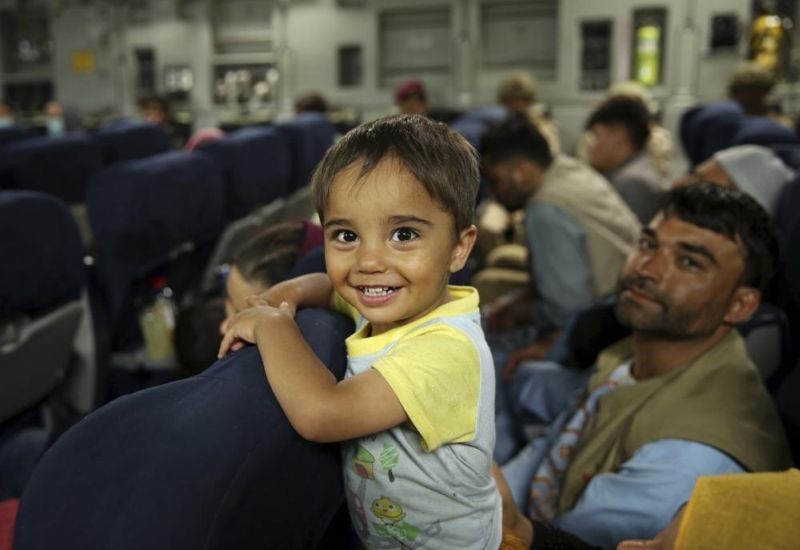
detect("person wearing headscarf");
top-left (674, 144), bottom-right (794, 218)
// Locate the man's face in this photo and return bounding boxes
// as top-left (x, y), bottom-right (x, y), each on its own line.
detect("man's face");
top-left (487, 159), bottom-right (535, 212)
top-left (586, 123), bottom-right (626, 173)
top-left (615, 214), bottom-right (750, 339)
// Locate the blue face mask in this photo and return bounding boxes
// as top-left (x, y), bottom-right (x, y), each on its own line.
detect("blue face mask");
top-left (0, 116), bottom-right (13, 128)
top-left (46, 117), bottom-right (65, 136)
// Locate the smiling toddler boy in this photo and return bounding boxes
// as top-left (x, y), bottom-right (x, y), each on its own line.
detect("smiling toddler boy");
top-left (219, 114), bottom-right (501, 549)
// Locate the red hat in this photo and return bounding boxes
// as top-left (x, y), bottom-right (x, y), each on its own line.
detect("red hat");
top-left (394, 79), bottom-right (426, 102)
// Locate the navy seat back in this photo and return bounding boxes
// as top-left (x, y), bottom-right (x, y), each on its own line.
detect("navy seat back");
top-left (0, 126), bottom-right (35, 151)
top-left (0, 191), bottom-right (85, 423)
top-left (87, 151), bottom-right (226, 350)
top-left (197, 126), bottom-right (291, 220)
top-left (0, 134), bottom-right (103, 204)
top-left (277, 113), bottom-right (337, 192)
top-left (775, 182), bottom-right (800, 366)
top-left (680, 101), bottom-right (745, 167)
top-left (450, 106), bottom-right (508, 150)
top-left (0, 191), bottom-right (84, 323)
top-left (93, 120), bottom-right (172, 166)
top-left (14, 308), bottom-right (353, 550)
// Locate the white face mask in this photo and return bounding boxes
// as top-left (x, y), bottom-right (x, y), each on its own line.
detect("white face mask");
top-left (0, 116), bottom-right (13, 128)
top-left (46, 117), bottom-right (65, 136)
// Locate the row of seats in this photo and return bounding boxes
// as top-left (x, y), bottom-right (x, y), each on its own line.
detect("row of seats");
top-left (680, 100), bottom-right (800, 169)
top-left (0, 115), bottom-right (337, 419)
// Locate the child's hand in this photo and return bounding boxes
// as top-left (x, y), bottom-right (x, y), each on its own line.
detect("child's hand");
top-left (218, 302), bottom-right (294, 358)
top-left (245, 279), bottom-right (303, 316)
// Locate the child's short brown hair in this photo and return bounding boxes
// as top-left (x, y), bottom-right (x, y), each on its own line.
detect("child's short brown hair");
top-left (311, 114), bottom-right (479, 234)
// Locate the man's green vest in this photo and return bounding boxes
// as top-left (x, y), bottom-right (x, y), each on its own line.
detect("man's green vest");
top-left (558, 331), bottom-right (792, 514)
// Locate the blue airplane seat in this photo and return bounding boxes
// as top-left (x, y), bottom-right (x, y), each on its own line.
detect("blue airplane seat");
top-left (0, 126), bottom-right (35, 151)
top-left (276, 112), bottom-right (337, 193)
top-left (0, 134), bottom-right (103, 204)
top-left (733, 116), bottom-right (800, 148)
top-left (777, 195), bottom-right (800, 367)
top-left (451, 106), bottom-right (508, 150)
top-left (13, 308), bottom-right (354, 550)
top-left (0, 191), bottom-right (85, 424)
top-left (197, 125), bottom-right (292, 220)
top-left (0, 191), bottom-right (84, 323)
top-left (86, 151), bottom-right (226, 352)
top-left (679, 101), bottom-right (745, 167)
top-left (288, 244), bottom-right (327, 279)
top-left (93, 120), bottom-right (172, 165)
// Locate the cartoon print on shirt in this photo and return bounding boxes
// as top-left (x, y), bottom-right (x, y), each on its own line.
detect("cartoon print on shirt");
top-left (380, 443), bottom-right (399, 482)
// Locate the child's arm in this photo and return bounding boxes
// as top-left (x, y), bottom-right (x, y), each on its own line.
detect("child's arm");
top-left (246, 272), bottom-right (334, 315)
top-left (218, 303), bottom-right (408, 443)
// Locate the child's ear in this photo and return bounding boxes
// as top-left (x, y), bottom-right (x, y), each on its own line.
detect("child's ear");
top-left (449, 224), bottom-right (477, 273)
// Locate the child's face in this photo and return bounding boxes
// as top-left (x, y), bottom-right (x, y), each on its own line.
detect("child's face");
top-left (323, 158), bottom-right (475, 336)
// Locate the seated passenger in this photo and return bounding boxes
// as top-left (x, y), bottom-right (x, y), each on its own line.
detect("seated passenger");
top-left (576, 81), bottom-right (674, 178)
top-left (0, 103), bottom-right (15, 128)
top-left (174, 220), bottom-right (323, 376)
top-left (394, 79), bottom-right (428, 116)
top-left (585, 95), bottom-right (668, 224)
top-left (498, 183), bottom-right (791, 548)
top-left (675, 144), bottom-right (794, 218)
top-left (219, 114), bottom-right (503, 548)
top-left (43, 99), bottom-right (84, 135)
top-left (480, 115), bottom-right (640, 364)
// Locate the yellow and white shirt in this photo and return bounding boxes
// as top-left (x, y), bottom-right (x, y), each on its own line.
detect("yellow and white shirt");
top-left (335, 286), bottom-right (502, 549)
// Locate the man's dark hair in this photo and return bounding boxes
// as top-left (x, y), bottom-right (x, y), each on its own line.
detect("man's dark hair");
top-left (311, 114), bottom-right (479, 233)
top-left (295, 92), bottom-right (328, 113)
top-left (586, 95), bottom-right (652, 151)
top-left (663, 183), bottom-right (778, 291)
top-left (480, 114), bottom-right (554, 169)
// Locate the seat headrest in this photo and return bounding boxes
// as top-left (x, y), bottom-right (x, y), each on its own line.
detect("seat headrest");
top-left (93, 120), bottom-right (172, 165)
top-left (197, 126), bottom-right (291, 220)
top-left (0, 134), bottom-right (103, 203)
top-left (0, 191), bottom-right (83, 322)
top-left (87, 151), bottom-right (226, 265)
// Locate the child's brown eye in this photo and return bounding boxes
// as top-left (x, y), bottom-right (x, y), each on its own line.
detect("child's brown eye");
top-left (391, 228), bottom-right (417, 242)
top-left (334, 230), bottom-right (358, 243)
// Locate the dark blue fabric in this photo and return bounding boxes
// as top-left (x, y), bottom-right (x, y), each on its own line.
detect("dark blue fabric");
top-left (288, 245), bottom-right (327, 278)
top-left (680, 101), bottom-right (745, 167)
top-left (197, 126), bottom-right (291, 220)
top-left (776, 181), bottom-right (800, 365)
top-left (0, 191), bottom-right (84, 323)
top-left (0, 134), bottom-right (103, 203)
top-left (14, 309), bottom-right (353, 550)
top-left (0, 126), bottom-right (35, 151)
top-left (276, 113), bottom-right (337, 193)
top-left (450, 106), bottom-right (508, 150)
top-left (733, 116), bottom-right (800, 148)
top-left (87, 151), bottom-right (226, 350)
top-left (93, 120), bottom-right (172, 166)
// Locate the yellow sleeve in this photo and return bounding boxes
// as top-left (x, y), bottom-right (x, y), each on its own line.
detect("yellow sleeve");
top-left (372, 325), bottom-right (480, 451)
top-left (331, 291), bottom-right (361, 322)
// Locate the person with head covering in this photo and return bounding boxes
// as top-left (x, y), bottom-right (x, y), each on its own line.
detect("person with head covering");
top-left (394, 79), bottom-right (428, 115)
top-left (675, 144), bottom-right (794, 217)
